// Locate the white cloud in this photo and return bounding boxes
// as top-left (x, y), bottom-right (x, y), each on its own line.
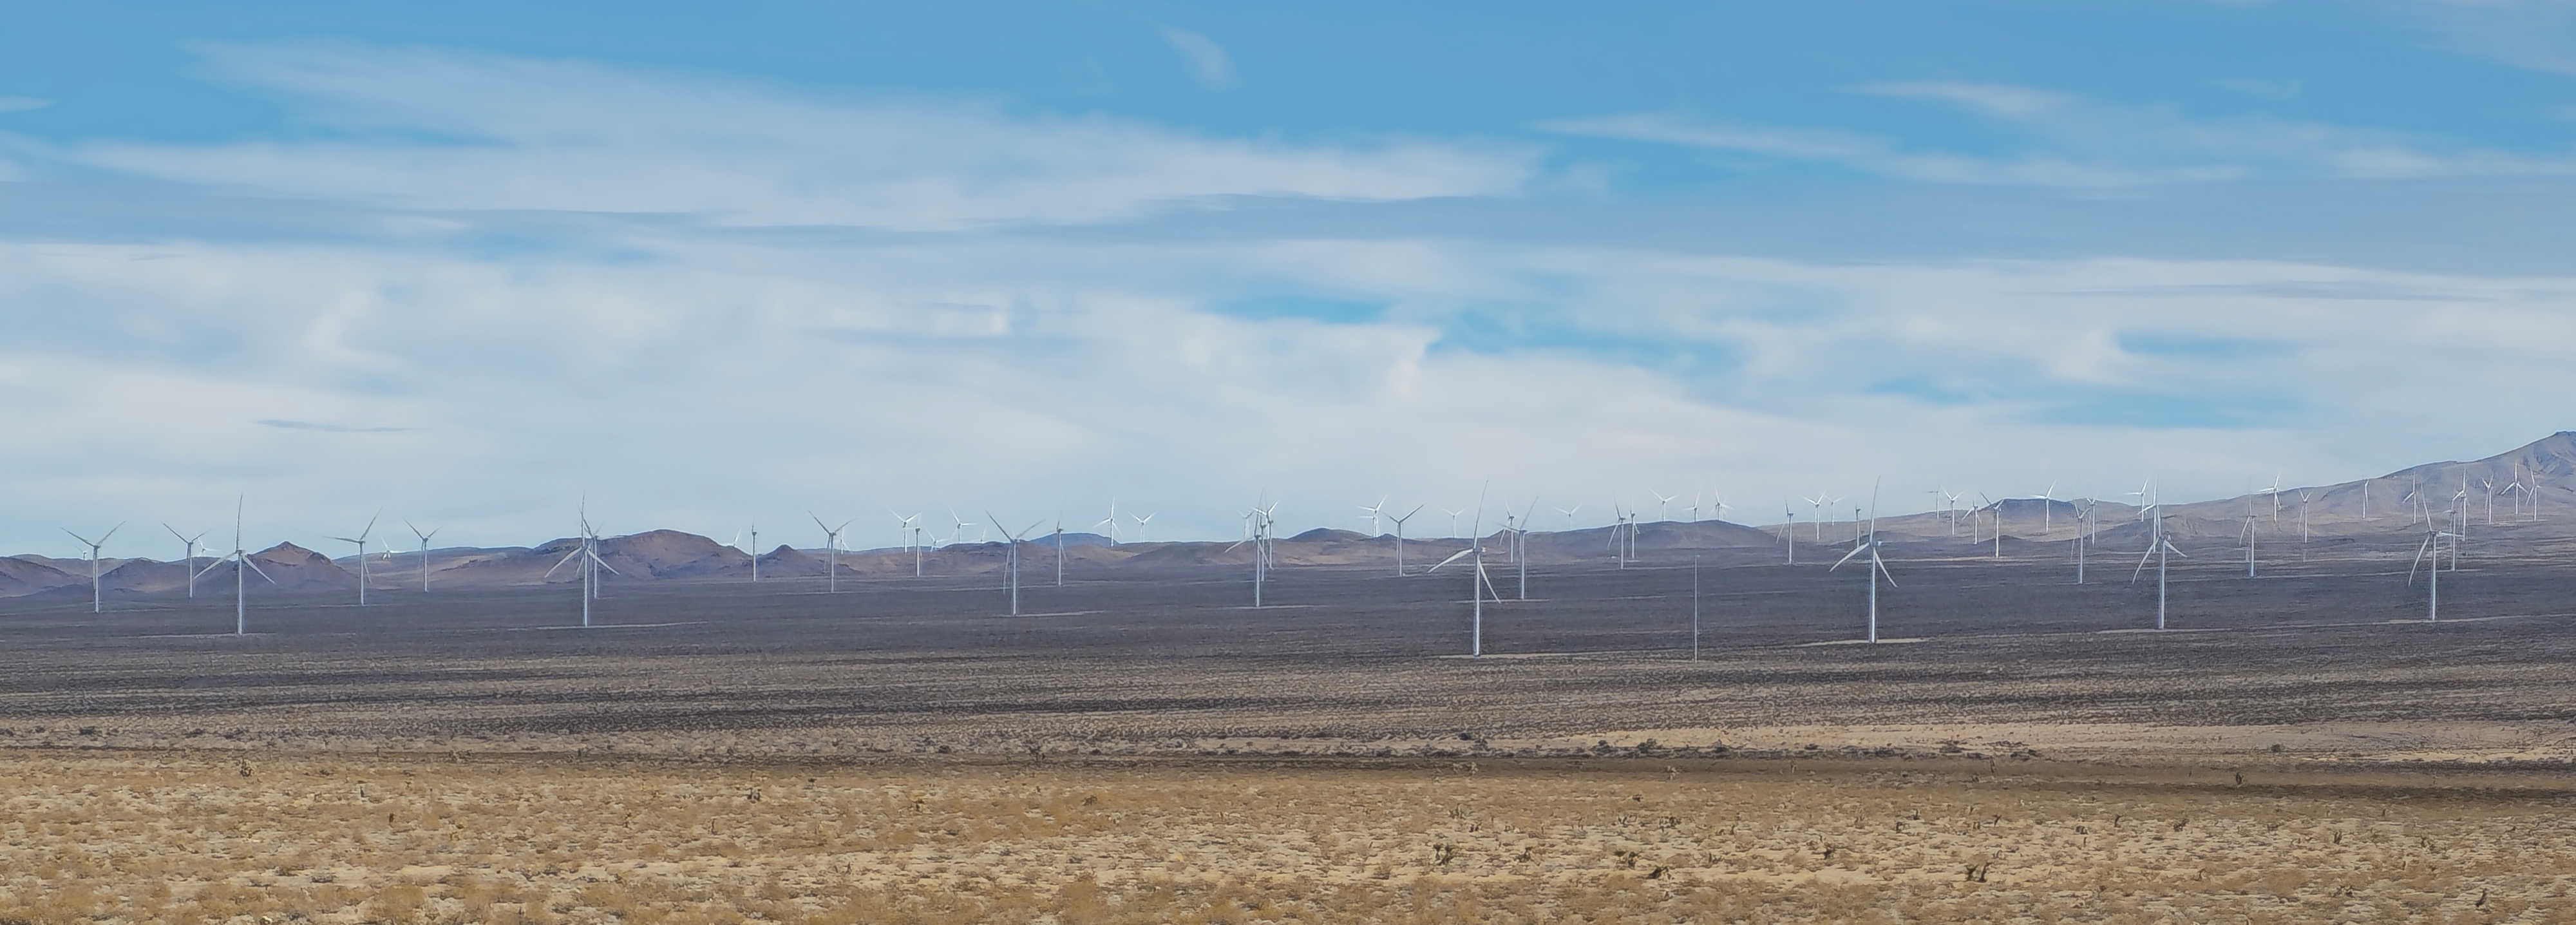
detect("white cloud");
top-left (0, 96), bottom-right (49, 113)
top-left (1158, 26), bottom-right (1234, 88)
top-left (61, 44), bottom-right (1531, 231)
top-left (1550, 82), bottom-right (2576, 187)
top-left (2, 229), bottom-right (2569, 552)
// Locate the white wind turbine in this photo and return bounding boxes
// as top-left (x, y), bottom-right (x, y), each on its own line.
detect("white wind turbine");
top-left (1388, 504), bottom-right (1425, 576)
top-left (744, 524), bottom-right (762, 582)
top-left (1441, 507), bottom-right (1465, 539)
top-left (1226, 497), bottom-right (1280, 607)
top-left (2408, 522), bottom-right (2459, 623)
top-left (1652, 490), bottom-right (1678, 522)
top-left (328, 511), bottom-right (381, 606)
top-left (2264, 473), bottom-right (2284, 526)
top-left (2480, 477), bottom-right (2497, 526)
top-left (2130, 499), bottom-right (2188, 631)
top-left (1804, 492), bottom-right (1830, 541)
top-left (1514, 494), bottom-right (1539, 599)
top-left (1359, 496), bottom-right (1387, 537)
top-left (811, 513), bottom-right (855, 593)
top-left (62, 523), bottom-right (122, 615)
top-left (542, 505), bottom-right (620, 628)
top-left (1829, 483), bottom-right (1896, 644)
top-left (1782, 502), bottom-right (1797, 566)
top-left (2503, 466), bottom-right (2528, 520)
top-left (191, 497), bottom-right (273, 634)
top-left (987, 513), bottom-right (1044, 616)
top-left (1427, 488), bottom-right (1502, 658)
top-left (1554, 503), bottom-right (1582, 530)
top-left (1052, 518), bottom-right (1066, 587)
top-left (164, 524), bottom-right (208, 599)
top-left (1130, 512), bottom-right (1155, 542)
top-left (1940, 488), bottom-right (1964, 535)
top-left (2032, 481), bottom-right (2059, 533)
top-left (2239, 513), bottom-right (2258, 578)
top-left (405, 520), bottom-right (442, 592)
top-left (1097, 501), bottom-right (1122, 546)
top-left (1709, 492), bottom-right (1732, 524)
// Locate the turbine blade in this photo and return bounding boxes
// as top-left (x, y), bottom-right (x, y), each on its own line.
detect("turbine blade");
top-left (542, 544), bottom-right (585, 579)
top-left (1428, 548), bottom-right (1475, 573)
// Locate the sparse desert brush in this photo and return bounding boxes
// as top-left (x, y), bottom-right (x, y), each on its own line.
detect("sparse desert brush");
top-left (3, 752), bottom-right (2575, 923)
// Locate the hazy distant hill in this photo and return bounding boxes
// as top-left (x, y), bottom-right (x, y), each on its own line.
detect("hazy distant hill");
top-left (9, 432), bottom-right (2575, 600)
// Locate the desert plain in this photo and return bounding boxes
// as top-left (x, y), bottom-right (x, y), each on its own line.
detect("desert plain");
top-left (6, 540), bottom-right (2576, 923)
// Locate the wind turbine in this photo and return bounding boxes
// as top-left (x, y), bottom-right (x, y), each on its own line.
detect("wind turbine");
top-left (1782, 502), bottom-right (1797, 566)
top-left (62, 523), bottom-right (122, 614)
top-left (328, 511), bottom-right (381, 606)
top-left (2409, 524), bottom-right (2459, 622)
top-left (1226, 496), bottom-right (1280, 607)
top-left (164, 524), bottom-right (207, 598)
top-left (2239, 514), bottom-right (2258, 578)
top-left (746, 524), bottom-right (762, 582)
top-left (1097, 501), bottom-right (1122, 546)
top-left (1652, 491), bottom-right (1678, 522)
top-left (1829, 484), bottom-right (1896, 644)
top-left (1941, 489), bottom-right (1964, 535)
top-left (1504, 492), bottom-right (1525, 600)
top-left (1427, 487), bottom-right (1502, 658)
top-left (1359, 496), bottom-right (1387, 537)
top-left (987, 513), bottom-right (1043, 616)
top-left (1441, 507), bottom-right (1464, 539)
top-left (192, 497), bottom-right (272, 634)
top-left (1804, 492), bottom-right (1830, 542)
top-left (810, 513), bottom-right (854, 593)
top-left (2130, 501), bottom-right (2188, 631)
top-left (542, 506), bottom-right (620, 628)
top-left (1553, 503), bottom-right (1582, 530)
top-left (1709, 493), bottom-right (1732, 524)
top-left (1130, 512), bottom-right (1155, 542)
top-left (2070, 499), bottom-right (2091, 584)
top-left (2265, 474), bottom-right (2284, 526)
top-left (2035, 481), bottom-right (2058, 533)
top-left (404, 520), bottom-right (442, 592)
top-left (1388, 504), bottom-right (1425, 576)
top-left (1978, 493), bottom-right (2002, 558)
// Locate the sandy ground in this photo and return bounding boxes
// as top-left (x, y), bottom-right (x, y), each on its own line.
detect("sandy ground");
top-left (5, 747), bottom-right (2575, 924)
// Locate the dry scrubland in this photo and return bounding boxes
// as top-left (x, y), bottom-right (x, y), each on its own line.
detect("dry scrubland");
top-left (10, 557), bottom-right (2576, 922)
top-left (5, 752), bottom-right (2576, 924)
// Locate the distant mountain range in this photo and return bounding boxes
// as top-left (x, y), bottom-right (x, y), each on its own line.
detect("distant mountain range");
top-left (7, 433), bottom-right (2571, 600)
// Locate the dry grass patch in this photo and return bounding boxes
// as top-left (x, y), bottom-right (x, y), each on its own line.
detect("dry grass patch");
top-left (1, 751), bottom-right (2571, 922)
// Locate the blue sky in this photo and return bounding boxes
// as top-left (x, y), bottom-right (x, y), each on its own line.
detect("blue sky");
top-left (2, 1), bottom-right (2573, 552)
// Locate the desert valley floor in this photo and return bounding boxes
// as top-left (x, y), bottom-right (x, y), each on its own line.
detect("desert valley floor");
top-left (6, 549), bottom-right (2576, 922)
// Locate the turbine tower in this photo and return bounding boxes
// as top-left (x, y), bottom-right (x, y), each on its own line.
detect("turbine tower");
top-left (1427, 488), bottom-right (1501, 658)
top-left (2130, 501), bottom-right (2188, 630)
top-left (542, 506), bottom-right (620, 628)
top-left (1359, 496), bottom-right (1387, 537)
top-left (405, 520), bottom-right (442, 592)
top-left (191, 498), bottom-right (272, 634)
top-left (987, 513), bottom-right (1043, 616)
top-left (1387, 504), bottom-right (1425, 575)
top-left (2409, 525), bottom-right (2459, 622)
top-left (164, 524), bottom-right (207, 599)
top-left (810, 513), bottom-right (854, 593)
top-left (328, 511), bottom-right (381, 606)
top-left (1829, 486), bottom-right (1897, 644)
top-left (61, 524), bottom-right (122, 615)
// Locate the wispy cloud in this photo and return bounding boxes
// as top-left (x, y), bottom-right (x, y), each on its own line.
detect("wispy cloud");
top-left (57, 44), bottom-right (1531, 231)
top-left (1549, 81), bottom-right (2576, 187)
top-left (0, 97), bottom-right (48, 113)
top-left (257, 419), bottom-right (421, 433)
top-left (1158, 26), bottom-right (1233, 88)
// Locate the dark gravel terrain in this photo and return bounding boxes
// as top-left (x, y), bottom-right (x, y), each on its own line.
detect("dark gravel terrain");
top-left (5, 542), bottom-right (2573, 756)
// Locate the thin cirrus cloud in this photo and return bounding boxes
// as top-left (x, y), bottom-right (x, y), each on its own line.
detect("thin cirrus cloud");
top-left (61, 44), bottom-right (1534, 231)
top-left (1546, 81), bottom-right (2576, 187)
top-left (1157, 26), bottom-right (1234, 88)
